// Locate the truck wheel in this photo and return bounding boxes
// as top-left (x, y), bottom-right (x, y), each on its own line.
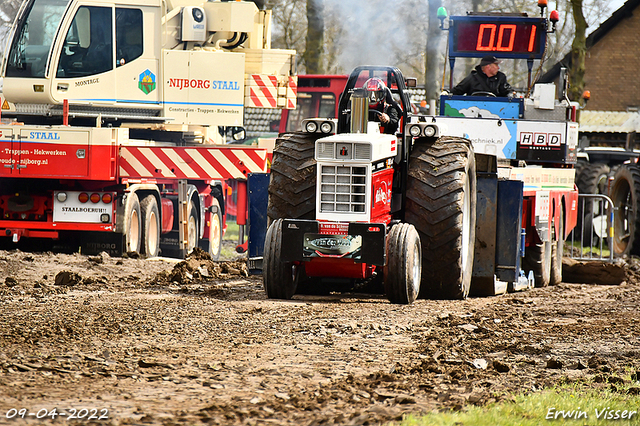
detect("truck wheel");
top-left (523, 240), bottom-right (551, 287)
top-left (124, 193), bottom-right (141, 254)
top-left (384, 223), bottom-right (421, 304)
top-left (575, 163), bottom-right (610, 239)
top-left (610, 164), bottom-right (640, 256)
top-left (187, 201), bottom-right (199, 254)
top-left (406, 136), bottom-right (476, 299)
top-left (550, 206), bottom-right (564, 285)
top-left (267, 132), bottom-right (322, 222)
top-left (140, 195), bottom-right (160, 257)
top-left (208, 199), bottom-right (223, 261)
top-left (263, 219), bottom-right (297, 299)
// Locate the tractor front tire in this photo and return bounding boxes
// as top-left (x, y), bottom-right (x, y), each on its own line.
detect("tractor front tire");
top-left (267, 132), bottom-right (323, 222)
top-left (405, 136), bottom-right (477, 300)
top-left (263, 219), bottom-right (297, 299)
top-left (384, 223), bottom-right (421, 304)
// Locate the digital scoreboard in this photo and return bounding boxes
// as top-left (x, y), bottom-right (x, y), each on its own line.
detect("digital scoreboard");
top-left (449, 16), bottom-right (547, 59)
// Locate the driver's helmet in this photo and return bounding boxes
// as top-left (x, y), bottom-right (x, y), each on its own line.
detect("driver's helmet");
top-left (364, 77), bottom-right (387, 108)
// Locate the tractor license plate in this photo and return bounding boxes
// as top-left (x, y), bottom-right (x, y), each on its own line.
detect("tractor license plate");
top-left (303, 233), bottom-right (362, 259)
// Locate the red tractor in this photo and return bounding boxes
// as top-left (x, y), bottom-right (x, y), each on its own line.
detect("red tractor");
top-left (264, 66), bottom-right (480, 303)
top-left (262, 61), bottom-right (578, 304)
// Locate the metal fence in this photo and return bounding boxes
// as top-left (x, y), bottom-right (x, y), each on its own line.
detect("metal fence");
top-left (568, 194), bottom-right (615, 261)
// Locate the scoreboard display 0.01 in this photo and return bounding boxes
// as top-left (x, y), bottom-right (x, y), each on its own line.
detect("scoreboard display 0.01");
top-left (449, 16), bottom-right (547, 59)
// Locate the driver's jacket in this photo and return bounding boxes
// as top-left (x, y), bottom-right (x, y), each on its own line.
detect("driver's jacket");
top-left (451, 66), bottom-right (513, 97)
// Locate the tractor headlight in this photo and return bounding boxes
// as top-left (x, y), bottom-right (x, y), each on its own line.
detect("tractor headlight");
top-left (424, 125), bottom-right (436, 137)
top-left (320, 121), bottom-right (333, 133)
top-left (305, 121), bottom-right (318, 133)
top-left (409, 125), bottom-right (422, 137)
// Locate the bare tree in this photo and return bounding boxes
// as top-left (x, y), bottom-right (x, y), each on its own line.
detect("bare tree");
top-left (0, 0), bottom-right (21, 63)
top-left (304, 0), bottom-right (324, 74)
top-left (266, 0), bottom-right (615, 91)
top-left (569, 0), bottom-right (587, 100)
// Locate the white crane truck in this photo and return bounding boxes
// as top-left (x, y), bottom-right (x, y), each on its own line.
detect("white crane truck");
top-left (0, 0), bottom-right (296, 258)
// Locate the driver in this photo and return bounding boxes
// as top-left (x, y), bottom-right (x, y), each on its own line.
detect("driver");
top-left (451, 55), bottom-right (515, 97)
top-left (364, 77), bottom-right (400, 134)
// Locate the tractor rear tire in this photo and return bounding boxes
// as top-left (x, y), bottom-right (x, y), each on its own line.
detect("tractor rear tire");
top-left (267, 132), bottom-right (323, 222)
top-left (405, 136), bottom-right (477, 300)
top-left (610, 164), bottom-right (640, 256)
top-left (523, 240), bottom-right (552, 287)
top-left (384, 223), bottom-right (421, 304)
top-left (263, 219), bottom-right (297, 299)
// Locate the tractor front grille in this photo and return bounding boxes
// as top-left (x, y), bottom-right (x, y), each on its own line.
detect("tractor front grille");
top-left (319, 165), bottom-right (367, 213)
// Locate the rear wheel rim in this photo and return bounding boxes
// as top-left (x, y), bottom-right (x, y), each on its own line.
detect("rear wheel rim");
top-left (211, 213), bottom-right (221, 256)
top-left (148, 210), bottom-right (159, 256)
top-left (188, 214), bottom-right (197, 252)
top-left (129, 209), bottom-right (140, 251)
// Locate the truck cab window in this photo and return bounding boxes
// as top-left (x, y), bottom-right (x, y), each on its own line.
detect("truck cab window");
top-left (5, 0), bottom-right (69, 78)
top-left (56, 6), bottom-right (113, 78)
top-left (116, 8), bottom-right (143, 67)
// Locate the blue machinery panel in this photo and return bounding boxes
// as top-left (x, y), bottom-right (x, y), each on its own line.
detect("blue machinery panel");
top-left (247, 173), bottom-right (270, 274)
top-left (440, 95), bottom-right (524, 119)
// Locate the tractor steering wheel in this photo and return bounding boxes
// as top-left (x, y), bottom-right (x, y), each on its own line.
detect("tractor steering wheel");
top-left (471, 91), bottom-right (497, 97)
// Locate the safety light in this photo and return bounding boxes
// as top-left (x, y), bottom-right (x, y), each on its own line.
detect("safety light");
top-left (582, 90), bottom-right (591, 101)
top-left (90, 193), bottom-right (101, 203)
top-left (305, 121), bottom-right (318, 133)
top-left (102, 193), bottom-right (113, 204)
top-left (437, 7), bottom-right (448, 29)
top-left (78, 193), bottom-right (89, 203)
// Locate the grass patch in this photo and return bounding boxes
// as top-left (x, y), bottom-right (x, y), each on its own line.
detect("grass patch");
top-left (397, 380), bottom-right (640, 426)
top-left (224, 220), bottom-right (240, 242)
top-left (564, 240), bottom-right (612, 259)
top-left (220, 220), bottom-right (243, 260)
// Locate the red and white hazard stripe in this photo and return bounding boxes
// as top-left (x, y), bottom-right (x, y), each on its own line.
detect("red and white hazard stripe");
top-left (287, 76), bottom-right (298, 109)
top-left (247, 75), bottom-right (278, 108)
top-left (119, 146), bottom-right (268, 180)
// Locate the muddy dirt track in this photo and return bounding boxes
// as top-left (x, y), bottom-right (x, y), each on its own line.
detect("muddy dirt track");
top-left (1, 245), bottom-right (640, 425)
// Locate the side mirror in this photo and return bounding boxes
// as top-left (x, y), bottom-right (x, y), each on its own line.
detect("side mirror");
top-left (231, 127), bottom-right (246, 141)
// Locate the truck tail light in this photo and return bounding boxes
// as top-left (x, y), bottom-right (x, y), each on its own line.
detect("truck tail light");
top-left (90, 193), bottom-right (101, 203)
top-left (102, 193), bottom-right (113, 204)
top-left (78, 193), bottom-right (89, 203)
